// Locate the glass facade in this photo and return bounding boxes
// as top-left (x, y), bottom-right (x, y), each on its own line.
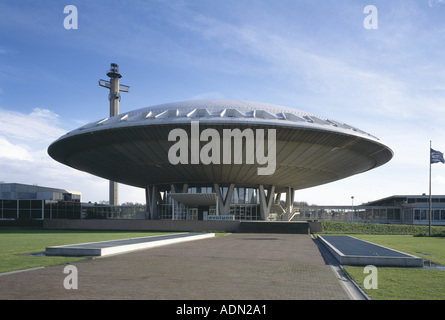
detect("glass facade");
top-left (1, 200), bottom-right (18, 219)
top-left (3, 188), bottom-right (445, 225)
top-left (414, 209), bottom-right (445, 222)
top-left (44, 201), bottom-right (82, 219)
top-left (230, 204), bottom-right (260, 220)
top-left (158, 186), bottom-right (261, 220)
top-left (185, 186), bottom-right (259, 205)
top-left (0, 200), bottom-right (46, 219)
top-left (293, 206), bottom-right (404, 223)
top-left (82, 205), bottom-right (145, 219)
top-left (0, 199), bottom-right (145, 220)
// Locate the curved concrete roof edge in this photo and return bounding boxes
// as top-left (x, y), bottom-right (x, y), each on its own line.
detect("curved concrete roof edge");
top-left (53, 99), bottom-right (384, 144)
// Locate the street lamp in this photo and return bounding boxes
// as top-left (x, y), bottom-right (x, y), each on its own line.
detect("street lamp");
top-left (351, 196), bottom-right (354, 222)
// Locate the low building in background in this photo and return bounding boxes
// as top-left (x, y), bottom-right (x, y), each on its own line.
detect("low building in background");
top-left (0, 183), bottom-right (81, 202)
top-left (0, 183), bottom-right (144, 220)
top-left (293, 195), bottom-right (445, 226)
top-left (2, 184), bottom-right (444, 226)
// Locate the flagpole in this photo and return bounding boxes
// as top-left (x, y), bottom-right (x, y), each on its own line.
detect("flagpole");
top-left (429, 141), bottom-right (432, 236)
top-left (429, 144), bottom-right (445, 236)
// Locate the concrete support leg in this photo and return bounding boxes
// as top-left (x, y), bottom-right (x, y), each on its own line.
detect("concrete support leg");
top-left (109, 181), bottom-right (118, 206)
top-left (169, 184), bottom-right (177, 220)
top-left (259, 185), bottom-right (275, 220)
top-left (285, 187), bottom-right (295, 215)
top-left (145, 185), bottom-right (159, 220)
top-left (214, 183), bottom-right (235, 215)
top-left (145, 186), bottom-right (151, 220)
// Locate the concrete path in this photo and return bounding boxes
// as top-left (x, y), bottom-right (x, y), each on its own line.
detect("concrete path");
top-left (0, 233), bottom-right (351, 300)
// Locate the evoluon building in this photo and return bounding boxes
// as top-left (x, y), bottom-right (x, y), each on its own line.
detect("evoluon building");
top-left (48, 100), bottom-right (393, 221)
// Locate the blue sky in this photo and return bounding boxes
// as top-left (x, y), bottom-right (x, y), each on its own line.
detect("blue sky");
top-left (1, 0), bottom-right (445, 205)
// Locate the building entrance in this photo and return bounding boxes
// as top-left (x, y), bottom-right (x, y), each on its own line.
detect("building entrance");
top-left (188, 207), bottom-right (214, 220)
top-left (187, 208), bottom-right (198, 220)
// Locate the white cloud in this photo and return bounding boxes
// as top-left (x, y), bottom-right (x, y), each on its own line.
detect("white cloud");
top-left (0, 108), bottom-right (65, 143)
top-left (0, 107), bottom-right (66, 164)
top-left (0, 108), bottom-right (81, 189)
top-left (0, 136), bottom-right (32, 161)
top-left (0, 107), bottom-right (65, 175)
top-left (0, 107), bottom-right (145, 204)
top-left (428, 0), bottom-right (445, 7)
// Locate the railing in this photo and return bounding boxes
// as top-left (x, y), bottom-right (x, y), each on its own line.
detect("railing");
top-left (269, 203), bottom-right (301, 221)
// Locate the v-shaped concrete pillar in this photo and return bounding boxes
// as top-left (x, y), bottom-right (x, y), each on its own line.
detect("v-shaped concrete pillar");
top-left (259, 185), bottom-right (276, 220)
top-left (214, 183), bottom-right (235, 215)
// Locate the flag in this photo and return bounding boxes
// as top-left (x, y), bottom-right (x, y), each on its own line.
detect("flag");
top-left (431, 148), bottom-right (445, 164)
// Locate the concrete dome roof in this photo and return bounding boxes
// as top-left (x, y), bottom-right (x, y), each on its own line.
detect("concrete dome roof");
top-left (48, 100), bottom-right (393, 192)
top-left (66, 99), bottom-right (379, 141)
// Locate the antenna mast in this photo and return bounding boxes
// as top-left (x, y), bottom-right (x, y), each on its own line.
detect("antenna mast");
top-left (99, 63), bottom-right (130, 205)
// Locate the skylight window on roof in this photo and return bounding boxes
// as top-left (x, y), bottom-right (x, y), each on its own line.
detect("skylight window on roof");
top-left (187, 108), bottom-right (211, 118)
top-left (253, 110), bottom-right (276, 120)
top-left (156, 109), bottom-right (179, 119)
top-left (303, 115), bottom-right (314, 123)
top-left (221, 109), bottom-right (244, 118)
top-left (283, 113), bottom-right (306, 122)
top-left (96, 118), bottom-right (108, 125)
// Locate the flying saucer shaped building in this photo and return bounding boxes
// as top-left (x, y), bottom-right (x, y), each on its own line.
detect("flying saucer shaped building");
top-left (48, 100), bottom-right (393, 221)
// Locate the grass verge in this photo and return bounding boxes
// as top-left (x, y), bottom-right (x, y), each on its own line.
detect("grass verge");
top-left (0, 227), bottom-right (179, 273)
top-left (344, 267), bottom-right (445, 300)
top-left (318, 222), bottom-right (445, 300)
top-left (320, 221), bottom-right (445, 235)
top-left (344, 234), bottom-right (445, 300)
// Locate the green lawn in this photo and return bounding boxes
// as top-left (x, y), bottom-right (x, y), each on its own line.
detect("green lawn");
top-left (352, 234), bottom-right (445, 265)
top-left (2, 225), bottom-right (445, 300)
top-left (344, 266), bottom-right (445, 300)
top-left (0, 228), bottom-right (178, 273)
top-left (317, 222), bottom-right (445, 300)
top-left (339, 235), bottom-right (445, 300)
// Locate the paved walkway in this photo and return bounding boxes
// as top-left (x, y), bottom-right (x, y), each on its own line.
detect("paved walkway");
top-left (0, 233), bottom-right (351, 300)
